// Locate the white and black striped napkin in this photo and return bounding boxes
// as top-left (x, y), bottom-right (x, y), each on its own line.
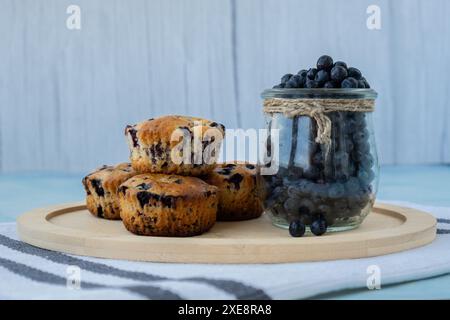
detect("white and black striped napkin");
top-left (0, 202), bottom-right (449, 300)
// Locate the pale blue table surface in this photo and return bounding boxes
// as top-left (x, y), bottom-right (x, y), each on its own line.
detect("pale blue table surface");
top-left (1, 165), bottom-right (450, 299)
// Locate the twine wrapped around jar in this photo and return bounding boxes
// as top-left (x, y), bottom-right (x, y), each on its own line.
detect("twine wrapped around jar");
top-left (263, 98), bottom-right (375, 148)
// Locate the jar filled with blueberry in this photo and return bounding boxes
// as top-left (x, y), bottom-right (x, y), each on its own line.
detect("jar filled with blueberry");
top-left (259, 55), bottom-right (379, 237)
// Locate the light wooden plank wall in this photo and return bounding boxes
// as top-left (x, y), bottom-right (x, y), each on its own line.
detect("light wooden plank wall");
top-left (0, 0), bottom-right (449, 173)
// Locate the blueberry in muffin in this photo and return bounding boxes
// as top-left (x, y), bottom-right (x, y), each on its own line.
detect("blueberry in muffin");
top-left (82, 163), bottom-right (137, 220)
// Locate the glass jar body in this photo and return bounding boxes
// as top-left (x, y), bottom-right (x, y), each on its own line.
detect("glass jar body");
top-left (260, 89), bottom-right (379, 232)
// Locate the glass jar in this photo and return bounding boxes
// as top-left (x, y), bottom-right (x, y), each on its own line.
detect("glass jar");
top-left (259, 88), bottom-right (379, 233)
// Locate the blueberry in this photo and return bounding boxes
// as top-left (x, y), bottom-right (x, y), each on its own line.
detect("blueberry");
top-left (317, 55), bottom-right (334, 71)
top-left (227, 173), bottom-right (244, 190)
top-left (330, 66), bottom-right (348, 82)
top-left (136, 191), bottom-right (152, 208)
top-left (324, 81), bottom-right (336, 88)
top-left (309, 183), bottom-right (328, 202)
top-left (347, 117), bottom-right (366, 133)
top-left (334, 151), bottom-right (349, 163)
top-left (341, 77), bottom-right (359, 88)
top-left (273, 186), bottom-right (286, 197)
top-left (297, 69), bottom-right (308, 77)
top-left (286, 166), bottom-right (304, 180)
top-left (351, 149), bottom-right (364, 162)
top-left (287, 185), bottom-right (303, 198)
top-left (312, 152), bottom-right (324, 166)
top-left (334, 200), bottom-right (350, 216)
top-left (295, 179), bottom-right (313, 194)
top-left (355, 143), bottom-right (370, 156)
top-left (333, 111), bottom-right (345, 122)
top-left (360, 153), bottom-right (375, 169)
top-left (317, 204), bottom-right (331, 215)
top-left (284, 80), bottom-right (297, 88)
top-left (328, 183), bottom-right (345, 198)
top-left (286, 74), bottom-right (303, 88)
top-left (336, 173), bottom-right (350, 184)
top-left (345, 119), bottom-right (357, 133)
top-left (118, 185), bottom-right (128, 195)
top-left (353, 128), bottom-right (370, 144)
top-left (334, 61), bottom-right (348, 69)
top-left (361, 77), bottom-right (370, 88)
top-left (303, 166), bottom-right (320, 179)
top-left (223, 163), bottom-right (235, 168)
top-left (358, 80), bottom-right (366, 88)
top-left (125, 126), bottom-right (139, 148)
top-left (289, 220), bottom-right (306, 237)
top-left (294, 74), bottom-right (305, 86)
top-left (305, 79), bottom-right (320, 88)
top-left (345, 139), bottom-right (354, 152)
top-left (315, 70), bottom-right (330, 85)
top-left (352, 113), bottom-right (366, 123)
top-left (136, 183), bottom-right (151, 190)
top-left (345, 177), bottom-right (361, 194)
top-left (358, 169), bottom-right (375, 184)
top-left (307, 68), bottom-right (318, 80)
top-left (310, 217), bottom-right (328, 236)
top-left (281, 74), bottom-right (293, 83)
top-left (296, 74), bottom-right (307, 87)
top-left (284, 197), bottom-right (301, 213)
top-left (298, 199), bottom-right (315, 215)
top-left (273, 83), bottom-right (285, 89)
top-left (347, 67), bottom-right (362, 80)
top-left (356, 190), bottom-right (371, 208)
top-left (348, 162), bottom-right (356, 176)
top-left (90, 179), bottom-right (105, 197)
top-left (97, 206), bottom-right (104, 218)
top-left (218, 167), bottom-right (232, 175)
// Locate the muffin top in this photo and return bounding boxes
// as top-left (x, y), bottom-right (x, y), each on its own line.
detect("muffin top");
top-left (118, 173), bottom-right (218, 200)
top-left (82, 163), bottom-right (136, 195)
top-left (124, 115), bottom-right (225, 148)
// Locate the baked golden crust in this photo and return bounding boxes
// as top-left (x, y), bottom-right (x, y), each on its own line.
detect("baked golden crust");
top-left (125, 115), bottom-right (225, 176)
top-left (82, 163), bottom-right (137, 220)
top-left (204, 162), bottom-right (265, 221)
top-left (118, 174), bottom-right (218, 236)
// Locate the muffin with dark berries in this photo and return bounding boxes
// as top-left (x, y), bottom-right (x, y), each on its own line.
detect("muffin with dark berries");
top-left (204, 162), bottom-right (265, 221)
top-left (125, 115), bottom-right (225, 176)
top-left (82, 163), bottom-right (138, 220)
top-left (118, 174), bottom-right (218, 237)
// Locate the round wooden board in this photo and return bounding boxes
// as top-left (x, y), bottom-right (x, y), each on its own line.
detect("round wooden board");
top-left (16, 202), bottom-right (436, 264)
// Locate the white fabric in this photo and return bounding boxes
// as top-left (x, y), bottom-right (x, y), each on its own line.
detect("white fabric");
top-left (0, 202), bottom-right (449, 300)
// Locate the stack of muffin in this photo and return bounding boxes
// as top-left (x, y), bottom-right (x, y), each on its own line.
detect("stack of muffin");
top-left (82, 115), bottom-right (264, 237)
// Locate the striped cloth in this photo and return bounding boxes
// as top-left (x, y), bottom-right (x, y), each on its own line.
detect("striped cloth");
top-left (0, 201), bottom-right (449, 300)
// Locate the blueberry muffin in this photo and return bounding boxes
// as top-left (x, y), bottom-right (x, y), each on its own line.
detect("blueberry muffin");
top-left (82, 163), bottom-right (137, 220)
top-left (118, 174), bottom-right (218, 237)
top-left (125, 115), bottom-right (225, 176)
top-left (204, 162), bottom-right (265, 221)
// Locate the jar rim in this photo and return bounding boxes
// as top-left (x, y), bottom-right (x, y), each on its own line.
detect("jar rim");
top-left (261, 88), bottom-right (378, 100)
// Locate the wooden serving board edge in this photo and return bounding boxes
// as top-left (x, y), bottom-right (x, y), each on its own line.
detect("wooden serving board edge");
top-left (16, 202), bottom-right (437, 264)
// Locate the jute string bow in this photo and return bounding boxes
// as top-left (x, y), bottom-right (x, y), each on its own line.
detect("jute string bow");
top-left (263, 98), bottom-right (375, 147)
